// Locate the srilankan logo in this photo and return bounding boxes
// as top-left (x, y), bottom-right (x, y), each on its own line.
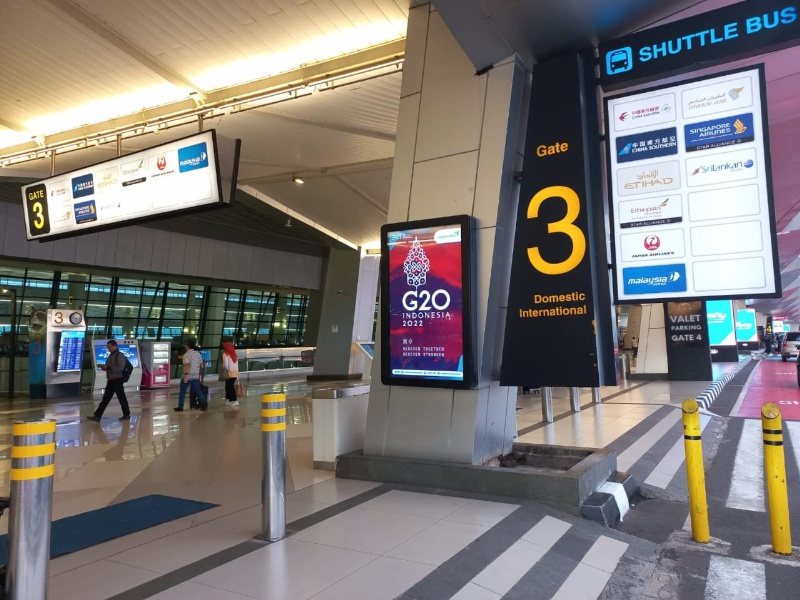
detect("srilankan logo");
top-left (691, 159), bottom-right (754, 176)
top-left (644, 235), bottom-right (661, 251)
top-left (156, 156), bottom-right (167, 171)
top-left (404, 238), bottom-right (430, 289)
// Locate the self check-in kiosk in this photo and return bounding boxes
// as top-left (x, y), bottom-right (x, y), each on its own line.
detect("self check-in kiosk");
top-left (139, 340), bottom-right (171, 388)
top-left (90, 338), bottom-right (142, 394)
top-left (44, 309), bottom-right (87, 398)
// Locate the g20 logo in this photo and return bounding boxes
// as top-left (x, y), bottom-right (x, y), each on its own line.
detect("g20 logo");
top-left (402, 289), bottom-right (451, 312)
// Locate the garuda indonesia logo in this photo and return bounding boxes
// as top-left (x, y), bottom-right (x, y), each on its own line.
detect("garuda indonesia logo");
top-left (403, 238), bottom-right (430, 289)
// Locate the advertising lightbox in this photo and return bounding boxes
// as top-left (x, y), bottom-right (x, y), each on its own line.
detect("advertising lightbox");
top-left (606, 66), bottom-right (780, 303)
top-left (21, 129), bottom-right (241, 242)
top-left (380, 215), bottom-right (475, 389)
top-left (707, 300), bottom-right (736, 346)
top-left (735, 308), bottom-right (759, 343)
top-left (93, 341), bottom-right (141, 369)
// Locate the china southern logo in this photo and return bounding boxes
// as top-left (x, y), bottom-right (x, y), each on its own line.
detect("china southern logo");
top-left (691, 159), bottom-right (754, 176)
top-left (178, 142), bottom-right (209, 173)
top-left (616, 127), bottom-right (678, 164)
top-left (404, 238), bottom-right (430, 288)
top-left (71, 173), bottom-right (94, 199)
top-left (607, 47), bottom-right (633, 76)
top-left (622, 264), bottom-right (687, 295)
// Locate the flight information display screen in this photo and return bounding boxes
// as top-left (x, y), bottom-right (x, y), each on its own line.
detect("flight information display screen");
top-left (605, 65), bottom-right (780, 303)
top-left (380, 215), bottom-right (475, 389)
top-left (55, 330), bottom-right (85, 372)
top-left (94, 341), bottom-right (140, 369)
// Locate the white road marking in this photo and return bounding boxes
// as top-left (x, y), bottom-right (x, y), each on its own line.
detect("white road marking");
top-left (705, 556), bottom-right (765, 600)
top-left (451, 516), bottom-right (571, 599)
top-left (644, 413), bottom-right (712, 489)
top-left (726, 419), bottom-right (765, 512)
top-left (617, 409), bottom-right (682, 472)
top-left (550, 536), bottom-right (629, 600)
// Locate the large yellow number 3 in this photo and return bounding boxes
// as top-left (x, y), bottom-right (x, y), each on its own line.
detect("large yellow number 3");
top-left (526, 185), bottom-right (586, 275)
top-left (32, 202), bottom-right (45, 229)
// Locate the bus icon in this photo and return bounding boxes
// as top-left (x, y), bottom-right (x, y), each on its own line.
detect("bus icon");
top-left (607, 47), bottom-right (633, 75)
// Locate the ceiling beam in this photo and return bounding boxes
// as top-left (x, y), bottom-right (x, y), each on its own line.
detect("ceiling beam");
top-left (334, 175), bottom-right (389, 216)
top-left (251, 111), bottom-right (396, 142)
top-left (239, 157), bottom-right (394, 186)
top-left (44, 0), bottom-right (207, 99)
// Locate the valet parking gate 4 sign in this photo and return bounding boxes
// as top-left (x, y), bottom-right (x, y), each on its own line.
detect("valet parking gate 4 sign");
top-left (606, 66), bottom-right (780, 303)
top-left (501, 52), bottom-right (615, 388)
top-left (22, 129), bottom-right (241, 241)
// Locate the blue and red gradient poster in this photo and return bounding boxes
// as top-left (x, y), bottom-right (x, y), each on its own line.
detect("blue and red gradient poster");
top-left (385, 223), bottom-right (465, 383)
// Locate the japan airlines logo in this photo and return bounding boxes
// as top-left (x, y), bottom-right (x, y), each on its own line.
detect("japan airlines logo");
top-left (404, 238), bottom-right (430, 289)
top-left (156, 156), bottom-right (167, 171)
top-left (644, 235), bottom-right (661, 251)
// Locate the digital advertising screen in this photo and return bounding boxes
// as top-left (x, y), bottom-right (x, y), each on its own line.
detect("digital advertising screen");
top-left (54, 330), bottom-right (85, 372)
top-left (21, 130), bottom-right (241, 242)
top-left (605, 65), bottom-right (780, 303)
top-left (380, 215), bottom-right (475, 389)
top-left (706, 300), bottom-right (736, 347)
top-left (94, 341), bottom-right (140, 369)
top-left (735, 308), bottom-right (759, 343)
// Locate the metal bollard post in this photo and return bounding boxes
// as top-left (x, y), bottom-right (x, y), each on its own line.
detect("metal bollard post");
top-left (569, 387), bottom-right (581, 412)
top-left (261, 393), bottom-right (286, 542)
top-left (761, 402), bottom-right (792, 555)
top-left (6, 420), bottom-right (56, 600)
top-left (682, 399), bottom-right (709, 543)
top-left (541, 387), bottom-right (554, 423)
top-left (591, 387), bottom-right (602, 404)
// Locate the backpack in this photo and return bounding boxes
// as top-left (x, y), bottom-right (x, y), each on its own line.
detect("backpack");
top-left (121, 358), bottom-right (134, 383)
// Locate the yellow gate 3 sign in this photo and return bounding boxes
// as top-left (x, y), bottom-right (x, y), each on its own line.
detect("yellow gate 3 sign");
top-left (527, 185), bottom-right (587, 276)
top-left (25, 183), bottom-right (50, 237)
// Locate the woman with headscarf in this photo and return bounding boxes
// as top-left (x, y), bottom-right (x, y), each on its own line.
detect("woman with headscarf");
top-left (221, 342), bottom-right (240, 407)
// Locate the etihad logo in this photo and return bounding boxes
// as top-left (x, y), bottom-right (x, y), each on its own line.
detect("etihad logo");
top-left (691, 159), bottom-right (754, 176)
top-left (404, 238), bottom-right (430, 289)
top-left (96, 169), bottom-right (119, 190)
top-left (626, 169), bottom-right (675, 190)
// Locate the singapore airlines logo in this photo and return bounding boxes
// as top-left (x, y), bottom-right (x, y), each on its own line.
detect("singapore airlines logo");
top-left (733, 118), bottom-right (747, 135)
top-left (404, 238), bottom-right (430, 289)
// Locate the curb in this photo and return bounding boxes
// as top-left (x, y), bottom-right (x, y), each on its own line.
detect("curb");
top-left (696, 356), bottom-right (752, 410)
top-left (580, 471), bottom-right (636, 528)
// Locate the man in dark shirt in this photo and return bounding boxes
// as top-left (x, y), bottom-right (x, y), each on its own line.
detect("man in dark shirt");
top-left (87, 339), bottom-right (131, 422)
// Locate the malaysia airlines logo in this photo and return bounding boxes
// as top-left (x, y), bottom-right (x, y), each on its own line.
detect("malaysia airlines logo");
top-left (404, 238), bottom-right (430, 288)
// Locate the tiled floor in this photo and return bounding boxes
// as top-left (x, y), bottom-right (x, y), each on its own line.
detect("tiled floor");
top-left (0, 362), bottom-right (747, 599)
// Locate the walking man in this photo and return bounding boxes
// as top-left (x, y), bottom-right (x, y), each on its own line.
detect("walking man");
top-left (88, 339), bottom-right (130, 422)
top-left (175, 340), bottom-right (207, 412)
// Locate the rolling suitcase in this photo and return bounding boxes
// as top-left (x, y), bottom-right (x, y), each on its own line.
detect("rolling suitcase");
top-left (190, 384), bottom-right (209, 409)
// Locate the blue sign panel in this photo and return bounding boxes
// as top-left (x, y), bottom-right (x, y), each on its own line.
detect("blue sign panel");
top-left (71, 173), bottom-right (94, 199)
top-left (735, 308), bottom-right (758, 343)
top-left (706, 299), bottom-right (736, 346)
top-left (616, 127), bottom-right (678, 164)
top-left (56, 330), bottom-right (86, 372)
top-left (599, 0), bottom-right (800, 88)
top-left (74, 199), bottom-right (97, 224)
top-left (685, 113), bottom-right (755, 152)
top-left (178, 142), bottom-right (209, 173)
top-left (622, 263), bottom-right (687, 296)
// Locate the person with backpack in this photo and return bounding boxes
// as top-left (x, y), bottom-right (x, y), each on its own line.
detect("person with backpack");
top-left (88, 339), bottom-right (131, 422)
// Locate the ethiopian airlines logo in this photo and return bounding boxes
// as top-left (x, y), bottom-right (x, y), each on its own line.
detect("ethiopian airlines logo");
top-left (404, 238), bottom-right (430, 289)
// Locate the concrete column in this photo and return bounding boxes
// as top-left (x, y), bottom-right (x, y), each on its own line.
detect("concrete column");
top-left (364, 5), bottom-right (527, 465)
top-left (636, 304), bottom-right (668, 375)
top-left (348, 255), bottom-right (380, 379)
top-left (310, 248), bottom-right (361, 380)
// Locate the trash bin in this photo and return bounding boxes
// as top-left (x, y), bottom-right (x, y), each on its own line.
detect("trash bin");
top-left (616, 354), bottom-right (630, 383)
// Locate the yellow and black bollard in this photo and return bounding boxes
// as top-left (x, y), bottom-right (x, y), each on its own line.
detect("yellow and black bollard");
top-left (682, 399), bottom-right (709, 543)
top-left (761, 402), bottom-right (792, 556)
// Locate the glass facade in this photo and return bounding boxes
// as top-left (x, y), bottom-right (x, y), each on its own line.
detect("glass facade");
top-left (0, 265), bottom-right (312, 393)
